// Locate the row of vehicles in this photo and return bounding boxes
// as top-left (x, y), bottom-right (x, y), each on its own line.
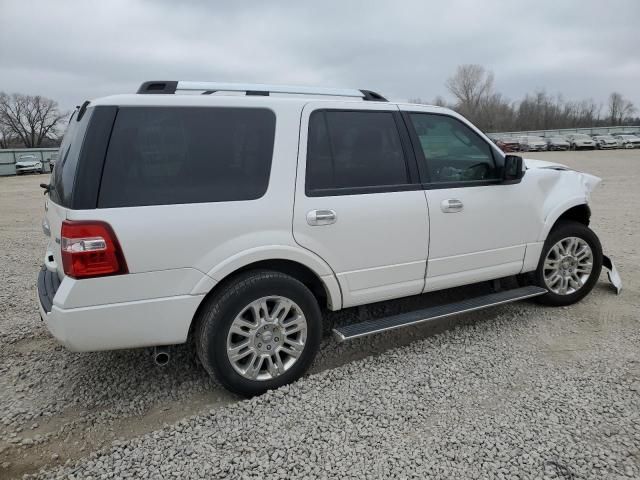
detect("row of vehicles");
top-left (492, 133), bottom-right (640, 153)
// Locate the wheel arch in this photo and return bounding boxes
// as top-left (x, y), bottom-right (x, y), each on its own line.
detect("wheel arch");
top-left (540, 201), bottom-right (591, 242)
top-left (188, 256), bottom-right (340, 345)
top-left (187, 244), bottom-right (343, 335)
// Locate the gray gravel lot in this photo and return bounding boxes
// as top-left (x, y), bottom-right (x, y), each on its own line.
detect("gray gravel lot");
top-left (1, 150), bottom-right (639, 479)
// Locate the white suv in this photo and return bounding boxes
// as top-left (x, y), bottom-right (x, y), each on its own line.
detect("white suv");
top-left (38, 81), bottom-right (621, 396)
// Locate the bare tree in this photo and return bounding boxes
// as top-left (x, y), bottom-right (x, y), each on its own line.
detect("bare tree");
top-left (445, 64), bottom-right (494, 121)
top-left (0, 92), bottom-right (68, 148)
top-left (432, 95), bottom-right (448, 107)
top-left (416, 66), bottom-right (635, 132)
top-left (608, 92), bottom-right (636, 125)
top-left (0, 122), bottom-right (14, 149)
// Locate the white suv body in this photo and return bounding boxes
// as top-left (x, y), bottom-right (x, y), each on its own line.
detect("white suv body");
top-left (38, 82), bottom-right (620, 396)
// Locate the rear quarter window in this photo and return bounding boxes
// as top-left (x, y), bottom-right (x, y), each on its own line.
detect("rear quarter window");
top-left (50, 109), bottom-right (92, 207)
top-left (98, 107), bottom-right (276, 208)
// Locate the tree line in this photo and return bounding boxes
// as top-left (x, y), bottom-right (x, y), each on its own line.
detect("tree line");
top-left (1, 67), bottom-right (638, 148)
top-left (411, 64), bottom-right (638, 133)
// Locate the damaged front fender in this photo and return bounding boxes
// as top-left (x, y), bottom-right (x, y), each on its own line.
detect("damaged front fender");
top-left (603, 255), bottom-right (622, 294)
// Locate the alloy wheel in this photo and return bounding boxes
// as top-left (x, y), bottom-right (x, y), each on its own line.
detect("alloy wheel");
top-left (226, 296), bottom-right (308, 381)
top-left (543, 237), bottom-right (593, 295)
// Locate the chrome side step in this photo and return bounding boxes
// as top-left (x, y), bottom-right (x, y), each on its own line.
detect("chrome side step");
top-left (332, 286), bottom-right (547, 342)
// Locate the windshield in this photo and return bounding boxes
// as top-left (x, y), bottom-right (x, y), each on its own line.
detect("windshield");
top-left (550, 137), bottom-right (566, 141)
top-left (528, 136), bottom-right (544, 142)
top-left (573, 135), bottom-right (591, 140)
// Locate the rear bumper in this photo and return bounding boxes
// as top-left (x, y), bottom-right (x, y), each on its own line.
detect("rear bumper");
top-left (37, 267), bottom-right (204, 352)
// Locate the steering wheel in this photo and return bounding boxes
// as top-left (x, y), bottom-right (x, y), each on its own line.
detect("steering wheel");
top-left (463, 162), bottom-right (490, 180)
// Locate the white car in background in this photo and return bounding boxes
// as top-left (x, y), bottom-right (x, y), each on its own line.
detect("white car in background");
top-left (593, 135), bottom-right (618, 149)
top-left (15, 154), bottom-right (44, 174)
top-left (613, 134), bottom-right (640, 149)
top-left (37, 81), bottom-right (622, 397)
top-left (567, 134), bottom-right (596, 150)
top-left (518, 136), bottom-right (548, 152)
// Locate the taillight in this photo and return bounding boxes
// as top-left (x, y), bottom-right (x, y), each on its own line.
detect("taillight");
top-left (61, 221), bottom-right (128, 279)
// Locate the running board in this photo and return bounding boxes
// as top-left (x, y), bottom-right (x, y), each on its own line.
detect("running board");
top-left (332, 286), bottom-right (547, 342)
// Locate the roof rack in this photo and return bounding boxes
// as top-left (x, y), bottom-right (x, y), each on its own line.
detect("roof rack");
top-left (136, 81), bottom-right (387, 102)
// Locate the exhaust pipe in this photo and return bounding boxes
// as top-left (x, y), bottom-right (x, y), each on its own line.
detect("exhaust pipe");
top-left (154, 346), bottom-right (170, 366)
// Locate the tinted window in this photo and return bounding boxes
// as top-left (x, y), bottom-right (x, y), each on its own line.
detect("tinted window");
top-left (306, 110), bottom-right (410, 194)
top-left (98, 107), bottom-right (275, 208)
top-left (50, 108), bottom-right (92, 207)
top-left (409, 113), bottom-right (499, 183)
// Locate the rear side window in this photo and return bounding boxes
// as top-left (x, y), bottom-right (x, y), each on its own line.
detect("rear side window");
top-left (98, 107), bottom-right (275, 208)
top-left (306, 110), bottom-right (411, 195)
top-left (50, 108), bottom-right (92, 207)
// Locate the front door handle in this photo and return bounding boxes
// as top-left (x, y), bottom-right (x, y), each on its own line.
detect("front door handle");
top-left (307, 209), bottom-right (337, 226)
top-left (441, 199), bottom-right (463, 213)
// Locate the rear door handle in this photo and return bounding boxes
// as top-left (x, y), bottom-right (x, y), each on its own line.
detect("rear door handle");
top-left (441, 199), bottom-right (463, 213)
top-left (307, 209), bottom-right (337, 226)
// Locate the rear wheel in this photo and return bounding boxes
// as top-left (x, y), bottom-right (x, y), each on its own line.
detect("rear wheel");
top-left (535, 221), bottom-right (602, 306)
top-left (195, 270), bottom-right (322, 397)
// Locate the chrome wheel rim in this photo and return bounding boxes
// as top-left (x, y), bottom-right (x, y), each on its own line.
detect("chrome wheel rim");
top-left (543, 237), bottom-right (593, 295)
top-left (226, 296), bottom-right (307, 381)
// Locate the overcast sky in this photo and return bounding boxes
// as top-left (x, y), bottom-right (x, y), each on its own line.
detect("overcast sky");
top-left (1, 0), bottom-right (639, 113)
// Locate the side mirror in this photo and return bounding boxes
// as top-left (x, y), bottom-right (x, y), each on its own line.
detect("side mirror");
top-left (504, 155), bottom-right (525, 181)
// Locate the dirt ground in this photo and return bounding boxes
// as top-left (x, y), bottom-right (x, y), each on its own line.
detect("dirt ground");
top-left (0, 149), bottom-right (638, 478)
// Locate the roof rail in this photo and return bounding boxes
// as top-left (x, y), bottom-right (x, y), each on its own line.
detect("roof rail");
top-left (136, 81), bottom-right (387, 101)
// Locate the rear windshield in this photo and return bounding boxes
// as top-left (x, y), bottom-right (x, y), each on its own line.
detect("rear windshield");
top-left (98, 107), bottom-right (276, 208)
top-left (50, 108), bottom-right (93, 207)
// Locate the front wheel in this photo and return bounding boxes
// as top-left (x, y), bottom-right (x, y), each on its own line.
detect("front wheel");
top-left (535, 221), bottom-right (603, 306)
top-left (195, 270), bottom-right (322, 397)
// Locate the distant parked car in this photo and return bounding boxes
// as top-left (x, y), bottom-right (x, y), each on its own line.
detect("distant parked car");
top-left (495, 136), bottom-right (520, 152)
top-left (545, 136), bottom-right (570, 151)
top-left (567, 134), bottom-right (596, 150)
top-left (518, 136), bottom-right (548, 152)
top-left (593, 135), bottom-right (618, 149)
top-left (15, 154), bottom-right (44, 175)
top-left (613, 134), bottom-right (640, 149)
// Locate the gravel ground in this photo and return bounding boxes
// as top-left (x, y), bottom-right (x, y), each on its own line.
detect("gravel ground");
top-left (1, 150), bottom-right (639, 479)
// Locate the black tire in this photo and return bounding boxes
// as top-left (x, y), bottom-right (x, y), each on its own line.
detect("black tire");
top-left (535, 221), bottom-right (603, 306)
top-left (195, 270), bottom-right (322, 397)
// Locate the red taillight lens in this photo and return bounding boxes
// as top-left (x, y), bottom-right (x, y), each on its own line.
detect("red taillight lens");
top-left (61, 221), bottom-right (128, 279)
